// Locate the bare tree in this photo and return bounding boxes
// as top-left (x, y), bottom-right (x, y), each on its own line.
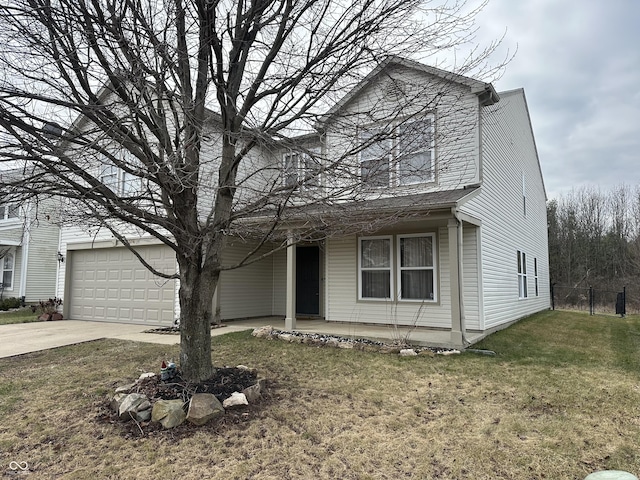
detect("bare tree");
top-left (0, 0), bottom-right (504, 381)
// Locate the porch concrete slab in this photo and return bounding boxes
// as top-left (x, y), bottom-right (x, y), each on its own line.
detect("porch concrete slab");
top-left (225, 317), bottom-right (484, 348)
top-left (0, 320), bottom-right (254, 359)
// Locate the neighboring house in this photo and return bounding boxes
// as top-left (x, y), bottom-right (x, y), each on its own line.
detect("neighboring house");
top-left (56, 58), bottom-right (549, 347)
top-left (0, 197), bottom-right (60, 303)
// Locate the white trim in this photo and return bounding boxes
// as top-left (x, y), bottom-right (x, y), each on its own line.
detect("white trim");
top-left (358, 235), bottom-right (393, 300)
top-left (396, 233), bottom-right (437, 302)
top-left (1, 249), bottom-right (15, 291)
top-left (517, 250), bottom-right (528, 299)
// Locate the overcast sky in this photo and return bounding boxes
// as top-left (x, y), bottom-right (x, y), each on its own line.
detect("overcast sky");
top-left (471, 0), bottom-right (640, 200)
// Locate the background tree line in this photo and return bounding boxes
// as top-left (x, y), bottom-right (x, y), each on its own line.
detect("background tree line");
top-left (547, 184), bottom-right (640, 312)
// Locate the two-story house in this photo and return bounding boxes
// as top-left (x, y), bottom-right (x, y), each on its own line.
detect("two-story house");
top-left (57, 57), bottom-right (549, 347)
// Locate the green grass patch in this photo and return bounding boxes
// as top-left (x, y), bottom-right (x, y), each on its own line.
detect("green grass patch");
top-left (0, 310), bottom-right (639, 479)
top-left (0, 307), bottom-right (40, 325)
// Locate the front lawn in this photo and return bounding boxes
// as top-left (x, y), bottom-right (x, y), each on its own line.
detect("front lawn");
top-left (0, 307), bottom-right (40, 325)
top-left (0, 310), bottom-right (639, 479)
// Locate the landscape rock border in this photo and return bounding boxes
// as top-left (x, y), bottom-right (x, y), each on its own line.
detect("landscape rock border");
top-left (110, 367), bottom-right (267, 430)
top-left (251, 325), bottom-right (461, 357)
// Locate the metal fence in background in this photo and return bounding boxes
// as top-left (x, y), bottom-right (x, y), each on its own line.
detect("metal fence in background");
top-left (551, 284), bottom-right (639, 316)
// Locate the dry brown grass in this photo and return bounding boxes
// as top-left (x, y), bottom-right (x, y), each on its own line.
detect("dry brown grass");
top-left (1, 310), bottom-right (640, 479)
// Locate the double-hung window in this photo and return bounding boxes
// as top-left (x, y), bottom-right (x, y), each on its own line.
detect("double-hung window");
top-left (100, 164), bottom-right (118, 192)
top-left (517, 250), bottom-right (527, 299)
top-left (398, 118), bottom-right (434, 185)
top-left (359, 234), bottom-right (437, 301)
top-left (398, 234), bottom-right (436, 300)
top-left (359, 236), bottom-right (393, 299)
top-left (1, 252), bottom-right (14, 290)
top-left (359, 116), bottom-right (435, 187)
top-left (359, 127), bottom-right (391, 187)
top-left (283, 149), bottom-right (322, 190)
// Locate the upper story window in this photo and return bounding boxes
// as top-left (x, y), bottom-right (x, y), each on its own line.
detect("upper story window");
top-left (100, 165), bottom-right (140, 196)
top-left (359, 115), bottom-right (435, 188)
top-left (1, 252), bottom-right (14, 290)
top-left (0, 204), bottom-right (19, 221)
top-left (282, 149), bottom-right (321, 190)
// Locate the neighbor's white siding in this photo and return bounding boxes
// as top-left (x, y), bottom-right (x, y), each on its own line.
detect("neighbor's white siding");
top-left (462, 89), bottom-right (550, 329)
top-left (325, 225), bottom-right (454, 329)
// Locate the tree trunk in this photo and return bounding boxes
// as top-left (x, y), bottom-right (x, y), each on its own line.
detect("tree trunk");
top-left (178, 261), bottom-right (219, 382)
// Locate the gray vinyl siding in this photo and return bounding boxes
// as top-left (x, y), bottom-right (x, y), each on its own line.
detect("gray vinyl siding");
top-left (325, 226), bottom-right (454, 328)
top-left (462, 225), bottom-right (481, 330)
top-left (24, 222), bottom-right (59, 302)
top-left (323, 64), bottom-right (481, 199)
top-left (218, 240), bottom-right (276, 320)
top-left (462, 89), bottom-right (550, 329)
top-left (271, 248), bottom-right (286, 316)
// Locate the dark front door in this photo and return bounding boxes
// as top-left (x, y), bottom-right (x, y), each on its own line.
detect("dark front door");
top-left (296, 246), bottom-right (320, 315)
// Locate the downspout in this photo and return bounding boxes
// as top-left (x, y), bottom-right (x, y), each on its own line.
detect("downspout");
top-left (451, 206), bottom-right (467, 346)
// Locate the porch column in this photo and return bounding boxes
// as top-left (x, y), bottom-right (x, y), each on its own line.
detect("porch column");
top-left (285, 233), bottom-right (297, 331)
top-left (448, 218), bottom-right (464, 347)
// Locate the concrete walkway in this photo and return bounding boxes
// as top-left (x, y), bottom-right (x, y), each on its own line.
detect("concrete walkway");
top-left (0, 320), bottom-right (255, 359)
top-left (0, 317), bottom-right (482, 359)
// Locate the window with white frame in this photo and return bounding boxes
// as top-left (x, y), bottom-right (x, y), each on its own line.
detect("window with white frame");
top-left (282, 149), bottom-right (321, 190)
top-left (100, 164), bottom-right (118, 191)
top-left (398, 118), bottom-right (434, 185)
top-left (359, 236), bottom-right (392, 299)
top-left (0, 204), bottom-right (19, 221)
top-left (121, 171), bottom-right (140, 196)
top-left (534, 257), bottom-right (539, 296)
top-left (398, 234), bottom-right (436, 300)
top-left (517, 250), bottom-right (528, 299)
top-left (1, 252), bottom-right (14, 290)
top-left (359, 127), bottom-right (391, 187)
top-left (359, 233), bottom-right (437, 301)
top-left (359, 115), bottom-right (435, 187)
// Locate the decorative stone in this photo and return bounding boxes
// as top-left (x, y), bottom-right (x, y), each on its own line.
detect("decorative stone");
top-left (138, 372), bottom-right (155, 381)
top-left (278, 333), bottom-right (293, 342)
top-left (400, 349), bottom-right (418, 356)
top-left (418, 349), bottom-right (436, 357)
top-left (152, 399), bottom-right (186, 429)
top-left (337, 341), bottom-right (354, 349)
top-left (115, 382), bottom-right (136, 394)
top-left (236, 365), bottom-right (251, 371)
top-left (223, 391), bottom-right (248, 408)
top-left (438, 349), bottom-right (461, 356)
top-left (242, 383), bottom-right (262, 403)
top-left (584, 472), bottom-right (638, 480)
top-left (252, 325), bottom-right (273, 338)
top-left (118, 393), bottom-right (151, 421)
top-left (110, 393), bottom-right (127, 412)
top-left (186, 393), bottom-right (224, 426)
top-left (379, 345), bottom-right (402, 354)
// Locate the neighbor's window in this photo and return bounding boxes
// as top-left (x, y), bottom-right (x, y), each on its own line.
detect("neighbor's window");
top-left (2, 252), bottom-right (14, 289)
top-left (359, 127), bottom-right (391, 187)
top-left (398, 234), bottom-right (436, 301)
top-left (0, 204), bottom-right (19, 220)
top-left (397, 117), bottom-right (434, 185)
top-left (121, 171), bottom-right (140, 196)
top-left (517, 250), bottom-right (527, 299)
top-left (359, 236), bottom-right (392, 299)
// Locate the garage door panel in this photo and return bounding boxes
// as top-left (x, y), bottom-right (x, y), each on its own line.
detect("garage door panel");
top-left (69, 245), bottom-right (176, 326)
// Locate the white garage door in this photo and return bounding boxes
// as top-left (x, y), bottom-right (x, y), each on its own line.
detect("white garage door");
top-left (68, 245), bottom-right (176, 326)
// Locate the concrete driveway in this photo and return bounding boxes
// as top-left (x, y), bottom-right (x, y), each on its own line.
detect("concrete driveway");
top-left (0, 320), bottom-right (255, 359)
